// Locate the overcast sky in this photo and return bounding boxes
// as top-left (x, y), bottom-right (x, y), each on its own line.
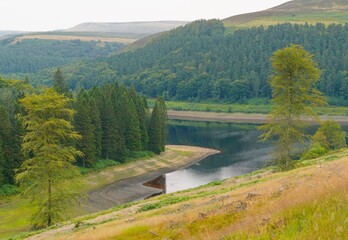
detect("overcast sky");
top-left (0, 0), bottom-right (291, 31)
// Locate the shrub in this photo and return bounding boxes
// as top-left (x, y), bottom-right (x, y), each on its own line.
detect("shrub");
top-left (0, 184), bottom-right (20, 196)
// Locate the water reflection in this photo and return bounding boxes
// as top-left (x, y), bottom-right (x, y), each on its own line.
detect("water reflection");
top-left (166, 121), bottom-right (273, 193)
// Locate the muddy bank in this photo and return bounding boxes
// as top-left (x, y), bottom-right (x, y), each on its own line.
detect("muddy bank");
top-left (168, 110), bottom-right (348, 125)
top-left (85, 145), bottom-right (220, 213)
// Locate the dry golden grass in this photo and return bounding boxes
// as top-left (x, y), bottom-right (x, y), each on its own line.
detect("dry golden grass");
top-left (25, 151), bottom-right (348, 240)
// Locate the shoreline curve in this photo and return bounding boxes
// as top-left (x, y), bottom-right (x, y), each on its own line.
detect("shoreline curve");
top-left (85, 145), bottom-right (220, 213)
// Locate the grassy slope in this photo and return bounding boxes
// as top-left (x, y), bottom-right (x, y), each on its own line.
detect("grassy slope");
top-left (21, 149), bottom-right (348, 240)
top-left (150, 100), bottom-right (348, 116)
top-left (223, 0), bottom-right (348, 29)
top-left (0, 146), bottom-right (216, 239)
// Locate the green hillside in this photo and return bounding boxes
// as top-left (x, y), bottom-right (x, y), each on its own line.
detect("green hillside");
top-left (224, 0), bottom-right (348, 29)
top-left (0, 38), bottom-right (123, 74)
top-left (38, 20), bottom-right (348, 105)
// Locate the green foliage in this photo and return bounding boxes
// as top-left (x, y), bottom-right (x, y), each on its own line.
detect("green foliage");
top-left (0, 78), bottom-right (26, 185)
top-left (148, 97), bottom-right (167, 154)
top-left (52, 67), bottom-right (70, 96)
top-left (302, 142), bottom-right (328, 160)
top-left (0, 184), bottom-right (20, 196)
top-left (0, 39), bottom-right (123, 74)
top-left (122, 91), bottom-right (142, 152)
top-left (138, 195), bottom-right (190, 212)
top-left (224, 194), bottom-right (348, 240)
top-left (37, 21), bottom-right (348, 103)
top-left (73, 84), bottom-right (165, 167)
top-left (259, 45), bottom-right (325, 169)
top-left (79, 159), bottom-right (120, 174)
top-left (303, 120), bottom-right (347, 159)
top-left (16, 89), bottom-right (83, 228)
top-left (74, 89), bottom-right (98, 167)
top-left (314, 120), bottom-right (347, 150)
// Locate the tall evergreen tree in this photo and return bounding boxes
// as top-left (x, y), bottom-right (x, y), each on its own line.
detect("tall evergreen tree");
top-left (128, 87), bottom-right (149, 150)
top-left (148, 102), bottom-right (162, 154)
top-left (74, 90), bottom-right (97, 167)
top-left (16, 89), bottom-right (82, 228)
top-left (89, 96), bottom-right (102, 159)
top-left (0, 138), bottom-right (5, 185)
top-left (121, 92), bottom-right (142, 152)
top-left (0, 106), bottom-right (22, 184)
top-left (259, 45), bottom-right (326, 169)
top-left (100, 96), bottom-right (118, 160)
top-left (156, 97), bottom-right (168, 152)
top-left (52, 67), bottom-right (71, 97)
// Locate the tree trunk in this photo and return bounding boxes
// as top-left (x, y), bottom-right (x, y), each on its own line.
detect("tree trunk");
top-left (48, 179), bottom-right (52, 226)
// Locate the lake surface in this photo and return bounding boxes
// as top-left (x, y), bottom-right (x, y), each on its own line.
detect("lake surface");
top-left (165, 121), bottom-right (273, 193)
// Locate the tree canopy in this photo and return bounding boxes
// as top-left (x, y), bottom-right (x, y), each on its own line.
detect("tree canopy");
top-left (259, 45), bottom-right (326, 169)
top-left (16, 89), bottom-right (82, 228)
top-left (29, 20), bottom-right (348, 104)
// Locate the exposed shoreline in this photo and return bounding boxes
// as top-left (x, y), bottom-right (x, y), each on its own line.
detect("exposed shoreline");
top-left (84, 145), bottom-right (220, 213)
top-left (168, 110), bottom-right (348, 125)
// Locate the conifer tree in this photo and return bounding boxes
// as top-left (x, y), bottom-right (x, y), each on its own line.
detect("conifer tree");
top-left (0, 138), bottom-right (5, 185)
top-left (148, 102), bottom-right (162, 154)
top-left (74, 90), bottom-right (97, 167)
top-left (122, 92), bottom-right (141, 152)
top-left (100, 96), bottom-right (119, 160)
top-left (0, 106), bottom-right (22, 184)
top-left (128, 87), bottom-right (149, 150)
top-left (16, 89), bottom-right (82, 228)
top-left (137, 95), bottom-right (150, 150)
top-left (88, 87), bottom-right (103, 159)
top-left (89, 96), bottom-right (102, 159)
top-left (0, 106), bottom-right (12, 183)
top-left (259, 45), bottom-right (325, 169)
top-left (156, 97), bottom-right (168, 152)
top-left (52, 67), bottom-right (71, 97)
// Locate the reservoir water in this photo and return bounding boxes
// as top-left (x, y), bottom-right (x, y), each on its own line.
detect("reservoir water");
top-left (165, 121), bottom-right (273, 193)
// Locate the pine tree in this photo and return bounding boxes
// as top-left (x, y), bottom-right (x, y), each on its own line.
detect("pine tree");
top-left (52, 67), bottom-right (71, 97)
top-left (16, 89), bottom-right (82, 228)
top-left (74, 90), bottom-right (97, 167)
top-left (148, 102), bottom-right (162, 154)
top-left (0, 138), bottom-right (5, 185)
top-left (88, 87), bottom-right (103, 159)
top-left (128, 87), bottom-right (149, 150)
top-left (259, 45), bottom-right (326, 170)
top-left (100, 96), bottom-right (119, 160)
top-left (156, 97), bottom-right (168, 152)
top-left (89, 96), bottom-right (102, 159)
top-left (0, 106), bottom-right (21, 184)
top-left (137, 95), bottom-right (150, 150)
top-left (122, 92), bottom-right (141, 152)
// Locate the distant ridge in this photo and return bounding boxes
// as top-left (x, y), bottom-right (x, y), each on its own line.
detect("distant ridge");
top-left (224, 0), bottom-right (348, 27)
top-left (66, 21), bottom-right (189, 35)
top-left (0, 30), bottom-right (28, 39)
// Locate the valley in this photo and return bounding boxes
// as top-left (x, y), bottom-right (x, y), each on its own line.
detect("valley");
top-left (0, 0), bottom-right (348, 239)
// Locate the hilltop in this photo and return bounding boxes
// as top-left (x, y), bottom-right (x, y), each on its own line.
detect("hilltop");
top-left (66, 21), bottom-right (188, 36)
top-left (11, 21), bottom-right (187, 45)
top-left (122, 0), bottom-right (348, 53)
top-left (224, 0), bottom-right (348, 28)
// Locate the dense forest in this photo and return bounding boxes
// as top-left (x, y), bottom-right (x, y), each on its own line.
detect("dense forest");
top-left (0, 39), bottom-right (123, 74)
top-left (0, 76), bottom-right (167, 188)
top-left (50, 20), bottom-right (347, 104)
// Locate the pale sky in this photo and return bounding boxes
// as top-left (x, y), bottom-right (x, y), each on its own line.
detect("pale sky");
top-left (0, 0), bottom-right (291, 31)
